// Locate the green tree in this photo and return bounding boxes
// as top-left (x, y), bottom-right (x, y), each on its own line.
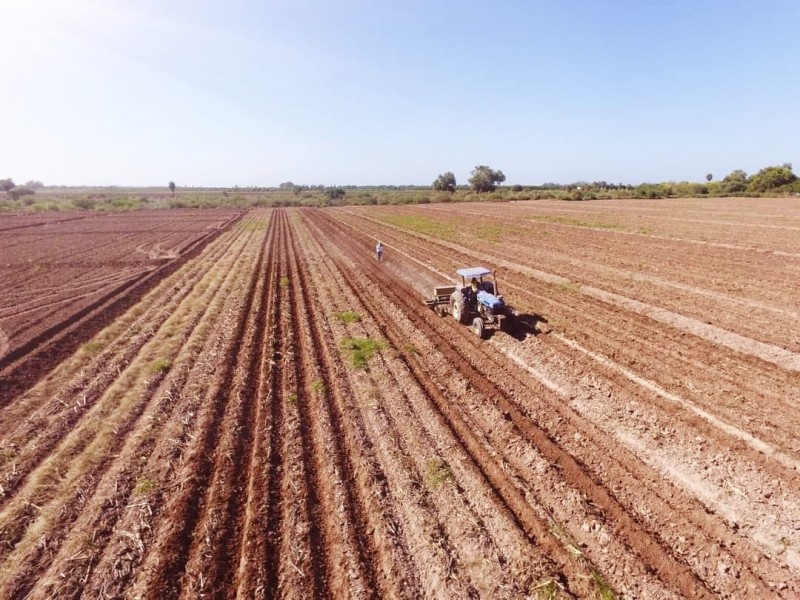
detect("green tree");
top-left (721, 169), bottom-right (748, 193)
top-left (468, 165), bottom-right (506, 193)
top-left (748, 163), bottom-right (796, 192)
top-left (432, 171), bottom-right (456, 192)
top-left (0, 178), bottom-right (14, 192)
top-left (168, 181), bottom-right (176, 197)
top-left (278, 181), bottom-right (295, 190)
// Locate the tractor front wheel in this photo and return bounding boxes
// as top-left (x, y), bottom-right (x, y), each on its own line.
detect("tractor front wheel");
top-left (472, 317), bottom-right (485, 338)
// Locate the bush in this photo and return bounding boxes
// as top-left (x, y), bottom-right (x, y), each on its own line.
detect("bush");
top-left (434, 192), bottom-right (453, 203)
top-left (7, 186), bottom-right (35, 201)
top-left (748, 163), bottom-right (796, 193)
top-left (634, 184), bottom-right (663, 199)
top-left (72, 197), bottom-right (97, 210)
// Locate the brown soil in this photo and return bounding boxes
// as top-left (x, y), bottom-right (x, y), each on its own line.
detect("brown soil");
top-left (0, 199), bottom-right (798, 598)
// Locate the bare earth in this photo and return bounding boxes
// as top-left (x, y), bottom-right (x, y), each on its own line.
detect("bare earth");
top-left (0, 197), bottom-right (798, 599)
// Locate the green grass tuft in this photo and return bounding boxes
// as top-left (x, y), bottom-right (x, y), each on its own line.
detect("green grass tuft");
top-left (339, 337), bottom-right (385, 369)
top-left (592, 571), bottom-right (616, 600)
top-left (134, 478), bottom-right (154, 495)
top-left (533, 578), bottom-right (559, 600)
top-left (335, 311), bottom-right (363, 323)
top-left (148, 358), bottom-right (172, 374)
top-left (425, 457), bottom-right (453, 489)
top-left (82, 340), bottom-right (104, 356)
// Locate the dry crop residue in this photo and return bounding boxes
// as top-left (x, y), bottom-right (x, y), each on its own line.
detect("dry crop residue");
top-left (1, 200), bottom-right (799, 598)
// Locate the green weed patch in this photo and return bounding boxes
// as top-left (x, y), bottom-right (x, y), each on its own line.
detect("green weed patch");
top-left (530, 215), bottom-right (624, 230)
top-left (335, 311), bottom-right (363, 323)
top-left (339, 337), bottom-right (385, 369)
top-left (381, 214), bottom-right (457, 240)
top-left (425, 457), bottom-right (453, 489)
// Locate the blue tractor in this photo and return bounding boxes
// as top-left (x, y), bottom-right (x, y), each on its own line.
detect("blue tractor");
top-left (425, 267), bottom-right (515, 338)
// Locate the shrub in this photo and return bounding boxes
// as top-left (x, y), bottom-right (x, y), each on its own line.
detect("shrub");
top-left (8, 186), bottom-right (35, 201)
top-left (634, 184), bottom-right (663, 199)
top-left (72, 197), bottom-right (97, 210)
top-left (748, 163), bottom-right (796, 193)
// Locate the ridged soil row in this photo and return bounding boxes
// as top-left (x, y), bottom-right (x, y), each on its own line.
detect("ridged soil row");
top-left (327, 209), bottom-right (800, 590)
top-left (303, 210), bottom-right (636, 597)
top-left (292, 212), bottom-right (430, 597)
top-left (0, 210), bottom-right (257, 502)
top-left (294, 211), bottom-right (501, 597)
top-left (282, 210), bottom-right (378, 597)
top-left (335, 209), bottom-right (800, 463)
top-left (173, 211), bottom-right (283, 598)
top-left (323, 209), bottom-right (796, 592)
top-left (101, 209), bottom-right (270, 598)
top-left (310, 208), bottom-right (746, 598)
top-left (75, 211), bottom-right (271, 599)
top-left (294, 211), bottom-right (575, 598)
top-left (0, 210), bottom-right (243, 402)
top-left (262, 209), bottom-right (324, 597)
top-left (231, 210), bottom-right (290, 598)
top-left (0, 211), bottom-right (270, 599)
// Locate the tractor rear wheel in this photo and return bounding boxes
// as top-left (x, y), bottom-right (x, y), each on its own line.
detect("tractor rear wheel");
top-left (452, 298), bottom-right (468, 324)
top-left (472, 317), bottom-right (485, 338)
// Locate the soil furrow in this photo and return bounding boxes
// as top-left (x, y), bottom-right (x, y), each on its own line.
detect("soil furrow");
top-left (126, 211), bottom-right (272, 598)
top-left (0, 217), bottom-right (262, 598)
top-left (311, 208), bottom-right (736, 598)
top-left (289, 211), bottom-right (424, 597)
top-left (0, 220), bottom-right (253, 506)
top-left (304, 210), bottom-right (613, 596)
top-left (178, 213), bottom-right (281, 597)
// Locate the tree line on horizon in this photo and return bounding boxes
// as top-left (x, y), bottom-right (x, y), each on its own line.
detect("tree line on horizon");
top-left (2, 162), bottom-right (797, 212)
top-left (430, 163), bottom-right (798, 199)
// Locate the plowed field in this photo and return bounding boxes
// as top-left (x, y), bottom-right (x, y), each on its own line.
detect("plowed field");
top-left (0, 209), bottom-right (242, 400)
top-left (1, 198), bottom-right (799, 599)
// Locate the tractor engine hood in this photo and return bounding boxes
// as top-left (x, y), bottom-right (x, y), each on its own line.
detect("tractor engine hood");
top-left (477, 290), bottom-right (504, 310)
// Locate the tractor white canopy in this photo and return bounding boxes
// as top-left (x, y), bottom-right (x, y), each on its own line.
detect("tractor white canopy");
top-left (456, 267), bottom-right (492, 279)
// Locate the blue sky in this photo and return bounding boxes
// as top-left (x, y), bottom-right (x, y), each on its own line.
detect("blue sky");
top-left (1, 0), bottom-right (798, 187)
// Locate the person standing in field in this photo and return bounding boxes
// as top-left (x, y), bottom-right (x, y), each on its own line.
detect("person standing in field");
top-left (375, 241), bottom-right (384, 262)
